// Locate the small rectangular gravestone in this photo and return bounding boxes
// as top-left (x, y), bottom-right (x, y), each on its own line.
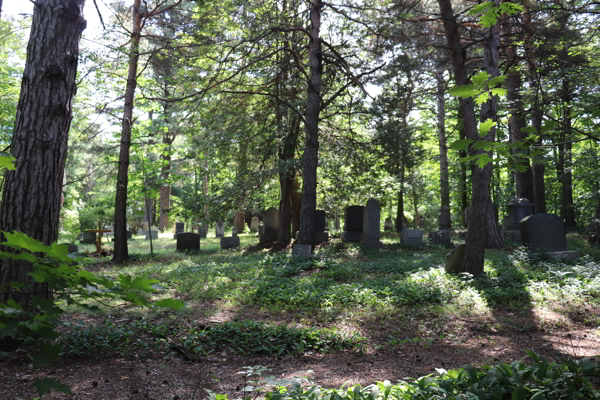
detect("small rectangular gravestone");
top-left (220, 236), bottom-right (240, 249)
top-left (126, 230), bottom-right (133, 240)
top-left (81, 231), bottom-right (96, 244)
top-left (145, 230), bottom-right (158, 240)
top-left (445, 243), bottom-right (465, 273)
top-left (198, 224), bottom-right (208, 238)
top-left (341, 205), bottom-right (364, 242)
top-left (215, 221), bottom-right (225, 238)
top-left (260, 207), bottom-right (279, 243)
top-left (137, 228), bottom-right (145, 235)
top-left (250, 217), bottom-right (260, 233)
top-left (384, 218), bottom-right (393, 231)
top-left (174, 222), bottom-right (185, 239)
top-left (314, 209), bottom-right (329, 243)
top-left (292, 244), bottom-right (312, 258)
top-left (520, 213), bottom-right (580, 260)
top-left (401, 229), bottom-right (424, 248)
top-left (362, 199), bottom-right (383, 248)
top-left (428, 230), bottom-right (452, 245)
top-left (177, 232), bottom-right (200, 251)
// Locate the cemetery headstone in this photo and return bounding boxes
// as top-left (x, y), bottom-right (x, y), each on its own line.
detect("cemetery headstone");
top-left (174, 222), bottom-right (185, 239)
top-left (314, 209), bottom-right (329, 243)
top-left (341, 205), bottom-right (364, 242)
top-left (215, 221), bottom-right (225, 238)
top-left (384, 218), bottom-right (393, 231)
top-left (428, 230), bottom-right (452, 245)
top-left (292, 244), bottom-right (312, 258)
top-left (260, 207), bottom-right (279, 242)
top-left (220, 236), bottom-right (240, 249)
top-left (126, 230), bottom-right (133, 240)
top-left (445, 243), bottom-right (465, 273)
top-left (232, 227), bottom-right (238, 236)
top-left (400, 229), bottom-right (424, 248)
top-left (504, 198), bottom-right (534, 243)
top-left (362, 199), bottom-right (383, 249)
top-left (145, 230), bottom-right (158, 240)
top-left (250, 217), bottom-right (260, 233)
top-left (143, 222), bottom-right (149, 231)
top-left (137, 228), bottom-right (144, 235)
top-left (177, 232), bottom-right (200, 252)
top-left (60, 243), bottom-right (79, 254)
top-left (198, 224), bottom-right (208, 238)
top-left (519, 213), bottom-right (579, 260)
top-left (81, 231), bottom-right (96, 244)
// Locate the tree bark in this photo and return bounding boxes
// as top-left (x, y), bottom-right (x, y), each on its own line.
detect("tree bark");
top-left (562, 77), bottom-right (576, 228)
top-left (277, 118), bottom-right (301, 245)
top-left (298, 0), bottom-right (322, 248)
top-left (395, 167), bottom-right (405, 231)
top-left (458, 108), bottom-right (469, 227)
top-left (436, 63), bottom-right (451, 229)
top-left (0, 0), bottom-right (86, 308)
top-left (113, 0), bottom-right (141, 262)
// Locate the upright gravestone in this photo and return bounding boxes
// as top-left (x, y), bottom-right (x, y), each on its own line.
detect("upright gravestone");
top-left (220, 235), bottom-right (240, 249)
top-left (504, 198), bottom-right (534, 243)
top-left (215, 221), bottom-right (225, 238)
top-left (137, 228), bottom-right (144, 236)
top-left (145, 230), bottom-right (158, 240)
top-left (126, 230), bottom-right (133, 240)
top-left (384, 218), bottom-right (393, 231)
top-left (232, 227), bottom-right (238, 236)
top-left (198, 223), bottom-right (208, 238)
top-left (341, 205), bottom-right (364, 242)
top-left (81, 231), bottom-right (96, 244)
top-left (174, 222), bottom-right (185, 239)
top-left (519, 213), bottom-right (579, 260)
top-left (362, 199), bottom-right (383, 249)
top-left (401, 229), bottom-right (424, 248)
top-left (260, 207), bottom-right (279, 243)
top-left (60, 243), bottom-right (79, 254)
top-left (445, 243), bottom-right (466, 273)
top-left (314, 209), bottom-right (329, 243)
top-left (250, 217), bottom-right (260, 233)
top-left (428, 230), bottom-right (452, 245)
top-left (292, 244), bottom-right (312, 258)
top-left (177, 232), bottom-right (200, 252)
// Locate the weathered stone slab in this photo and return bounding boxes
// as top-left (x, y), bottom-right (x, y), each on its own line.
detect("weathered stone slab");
top-left (175, 222), bottom-right (185, 234)
top-left (292, 244), bottom-right (312, 258)
top-left (384, 218), bottom-right (393, 231)
top-left (445, 243), bottom-right (465, 274)
top-left (315, 210), bottom-right (326, 232)
top-left (400, 229), bottom-right (424, 247)
top-left (344, 206), bottom-right (364, 232)
top-left (520, 213), bottom-right (567, 252)
top-left (177, 232), bottom-right (200, 251)
top-left (220, 236), bottom-right (240, 249)
top-left (145, 230), bottom-right (158, 240)
top-left (260, 207), bottom-right (279, 242)
top-left (362, 199), bottom-right (383, 249)
top-left (341, 231), bottom-right (363, 242)
top-left (215, 221), bottom-right (225, 238)
top-left (315, 232), bottom-right (329, 243)
top-left (250, 217), bottom-right (260, 233)
top-left (428, 230), bottom-right (452, 245)
top-left (81, 231), bottom-right (96, 244)
top-left (506, 198), bottom-right (534, 231)
top-left (126, 230), bottom-right (133, 239)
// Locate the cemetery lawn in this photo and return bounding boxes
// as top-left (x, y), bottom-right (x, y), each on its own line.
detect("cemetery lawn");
top-left (2, 232), bottom-right (600, 399)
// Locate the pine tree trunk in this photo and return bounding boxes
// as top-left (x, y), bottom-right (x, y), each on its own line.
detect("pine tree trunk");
top-left (113, 0), bottom-right (141, 262)
top-left (436, 65), bottom-right (451, 229)
top-left (298, 0), bottom-right (322, 248)
top-left (458, 109), bottom-right (469, 227)
top-left (395, 168), bottom-right (405, 231)
top-left (562, 78), bottom-right (576, 228)
top-left (0, 0), bottom-right (86, 308)
top-left (277, 118), bottom-right (300, 246)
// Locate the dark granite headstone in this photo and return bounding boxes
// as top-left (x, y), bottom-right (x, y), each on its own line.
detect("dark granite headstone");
top-left (126, 230), bottom-right (133, 239)
top-left (60, 243), bottom-right (79, 253)
top-left (175, 222), bottom-right (185, 234)
top-left (384, 218), bottom-right (393, 231)
top-left (292, 244), bottom-right (312, 258)
top-left (145, 230), bottom-right (158, 240)
top-left (520, 213), bottom-right (567, 252)
top-left (198, 224), bottom-right (208, 238)
top-left (81, 231), bottom-right (96, 244)
top-left (445, 243), bottom-right (465, 273)
top-left (344, 206), bottom-right (364, 232)
top-left (260, 207), bottom-right (279, 242)
top-left (362, 199), bottom-right (383, 248)
top-left (315, 210), bottom-right (326, 232)
top-left (401, 229), bottom-right (424, 247)
top-left (507, 198), bottom-right (534, 231)
top-left (220, 236), bottom-right (240, 249)
top-left (177, 232), bottom-right (200, 251)
top-left (429, 230), bottom-right (452, 245)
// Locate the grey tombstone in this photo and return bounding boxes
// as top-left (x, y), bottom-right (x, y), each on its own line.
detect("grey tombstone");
top-left (81, 231), bottom-right (96, 244)
top-left (215, 221), bottom-right (225, 238)
top-left (520, 213), bottom-right (568, 253)
top-left (137, 228), bottom-right (145, 236)
top-left (126, 230), bottom-right (133, 240)
top-left (384, 218), bottom-right (393, 231)
top-left (314, 209), bottom-right (329, 243)
top-left (429, 230), bottom-right (452, 245)
top-left (260, 207), bottom-right (279, 243)
top-left (250, 217), bottom-right (260, 233)
top-left (177, 232), bottom-right (200, 251)
top-left (362, 199), bottom-right (383, 249)
top-left (76, 233), bottom-right (83, 241)
top-left (232, 227), bottom-right (238, 236)
top-left (341, 205), bottom-right (364, 242)
top-left (174, 222), bottom-right (185, 239)
top-left (400, 229), bottom-right (424, 248)
top-left (505, 198), bottom-right (534, 243)
top-left (445, 243), bottom-right (466, 274)
top-left (220, 236), bottom-right (240, 249)
top-left (292, 244), bottom-right (312, 258)
top-left (198, 224), bottom-right (208, 238)
top-left (145, 230), bottom-right (158, 240)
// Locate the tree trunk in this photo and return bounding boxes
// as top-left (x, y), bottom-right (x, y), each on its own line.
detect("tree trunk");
top-left (298, 0), bottom-right (322, 248)
top-left (277, 118), bottom-right (301, 246)
top-left (437, 0), bottom-right (500, 278)
top-left (458, 108), bottom-right (469, 227)
top-left (562, 77), bottom-right (576, 228)
top-left (395, 167), bottom-right (405, 231)
top-left (291, 177), bottom-right (301, 235)
top-left (503, 22), bottom-right (534, 202)
top-left (436, 64), bottom-right (451, 229)
top-left (0, 0), bottom-right (86, 309)
top-left (113, 0), bottom-right (141, 263)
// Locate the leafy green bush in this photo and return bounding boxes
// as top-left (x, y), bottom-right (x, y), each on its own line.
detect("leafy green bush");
top-left (181, 320), bottom-right (366, 356)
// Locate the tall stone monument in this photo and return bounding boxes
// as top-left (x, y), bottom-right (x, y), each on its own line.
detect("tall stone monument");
top-left (362, 199), bottom-right (383, 248)
top-left (260, 207), bottom-right (279, 243)
top-left (504, 198), bottom-right (534, 243)
top-left (341, 205), bottom-right (364, 242)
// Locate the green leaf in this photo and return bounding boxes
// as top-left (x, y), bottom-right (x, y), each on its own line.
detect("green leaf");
top-left (0, 152), bottom-right (16, 170)
top-left (449, 84), bottom-right (479, 98)
top-left (33, 378), bottom-right (72, 397)
top-left (475, 153), bottom-right (494, 169)
top-left (0, 250), bottom-right (37, 263)
top-left (30, 353), bottom-right (49, 369)
top-left (491, 88), bottom-right (507, 97)
top-left (155, 298), bottom-right (185, 310)
top-left (521, 127), bottom-right (537, 134)
top-left (0, 231), bottom-right (51, 254)
top-left (472, 71), bottom-right (490, 87)
top-left (449, 139), bottom-right (474, 150)
top-left (479, 119), bottom-right (497, 136)
top-left (468, 2), bottom-right (492, 16)
top-left (43, 342), bottom-right (62, 361)
top-left (476, 92), bottom-right (490, 106)
top-left (512, 386), bottom-right (526, 400)
top-left (487, 75), bottom-right (507, 88)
